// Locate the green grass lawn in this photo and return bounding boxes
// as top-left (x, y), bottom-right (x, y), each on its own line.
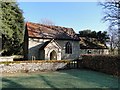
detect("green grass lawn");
top-left (0, 69), bottom-right (119, 89)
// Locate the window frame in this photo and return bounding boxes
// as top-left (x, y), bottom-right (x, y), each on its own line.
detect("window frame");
top-left (65, 42), bottom-right (72, 54)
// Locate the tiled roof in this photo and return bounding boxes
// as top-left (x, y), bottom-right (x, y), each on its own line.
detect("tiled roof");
top-left (26, 22), bottom-right (79, 40)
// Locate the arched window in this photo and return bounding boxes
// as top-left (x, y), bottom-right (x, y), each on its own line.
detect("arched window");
top-left (65, 42), bottom-right (72, 54)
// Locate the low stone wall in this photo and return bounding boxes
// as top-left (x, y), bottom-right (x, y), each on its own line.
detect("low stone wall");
top-left (0, 61), bottom-right (68, 73)
top-left (0, 56), bottom-right (14, 62)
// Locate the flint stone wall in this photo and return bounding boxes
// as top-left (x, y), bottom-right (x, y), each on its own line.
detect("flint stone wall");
top-left (0, 62), bottom-right (67, 73)
top-left (0, 57), bottom-right (14, 62)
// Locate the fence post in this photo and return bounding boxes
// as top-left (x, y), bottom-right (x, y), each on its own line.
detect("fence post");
top-left (77, 59), bottom-right (79, 69)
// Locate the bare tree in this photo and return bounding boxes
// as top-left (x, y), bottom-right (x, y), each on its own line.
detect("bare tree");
top-left (40, 18), bottom-right (55, 26)
top-left (100, 0), bottom-right (120, 55)
top-left (109, 27), bottom-right (119, 54)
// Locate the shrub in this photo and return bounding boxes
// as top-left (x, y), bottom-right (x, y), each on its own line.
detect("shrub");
top-left (81, 55), bottom-right (120, 76)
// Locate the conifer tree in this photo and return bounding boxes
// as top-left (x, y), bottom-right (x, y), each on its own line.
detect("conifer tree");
top-left (0, 1), bottom-right (24, 56)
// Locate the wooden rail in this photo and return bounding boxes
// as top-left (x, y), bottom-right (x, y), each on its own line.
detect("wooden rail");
top-left (66, 59), bottom-right (82, 69)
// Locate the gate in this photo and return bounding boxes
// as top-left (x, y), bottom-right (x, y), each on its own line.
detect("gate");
top-left (66, 59), bottom-right (81, 69)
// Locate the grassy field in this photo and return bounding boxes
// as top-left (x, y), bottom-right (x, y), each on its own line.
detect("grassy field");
top-left (0, 69), bottom-right (119, 89)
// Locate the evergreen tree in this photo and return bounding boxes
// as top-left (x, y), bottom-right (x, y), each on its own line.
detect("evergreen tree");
top-left (1, 1), bottom-right (24, 56)
top-left (79, 30), bottom-right (109, 44)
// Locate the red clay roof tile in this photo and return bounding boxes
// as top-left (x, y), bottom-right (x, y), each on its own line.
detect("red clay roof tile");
top-left (26, 22), bottom-right (79, 40)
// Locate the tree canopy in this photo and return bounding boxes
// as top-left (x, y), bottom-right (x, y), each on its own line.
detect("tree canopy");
top-left (1, 2), bottom-right (24, 56)
top-left (79, 30), bottom-right (109, 44)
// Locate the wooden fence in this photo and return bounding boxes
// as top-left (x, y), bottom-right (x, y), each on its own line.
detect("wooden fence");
top-left (66, 59), bottom-right (82, 69)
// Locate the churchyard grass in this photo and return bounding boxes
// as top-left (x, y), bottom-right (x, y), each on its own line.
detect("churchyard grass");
top-left (1, 69), bottom-right (119, 89)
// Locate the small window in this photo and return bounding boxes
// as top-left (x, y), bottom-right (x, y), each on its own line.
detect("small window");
top-left (65, 42), bottom-right (72, 54)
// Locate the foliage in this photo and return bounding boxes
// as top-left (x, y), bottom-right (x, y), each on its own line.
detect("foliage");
top-left (1, 2), bottom-right (24, 56)
top-left (81, 54), bottom-right (120, 76)
top-left (79, 30), bottom-right (109, 44)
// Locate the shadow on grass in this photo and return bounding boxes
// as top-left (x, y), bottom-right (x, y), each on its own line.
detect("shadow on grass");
top-left (2, 78), bottom-right (25, 89)
top-left (39, 75), bottom-right (56, 88)
top-left (37, 74), bottom-right (78, 89)
top-left (58, 69), bottom-right (119, 89)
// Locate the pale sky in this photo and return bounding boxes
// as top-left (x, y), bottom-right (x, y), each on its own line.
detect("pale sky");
top-left (18, 2), bottom-right (109, 33)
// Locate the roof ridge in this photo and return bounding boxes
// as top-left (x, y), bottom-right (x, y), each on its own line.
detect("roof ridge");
top-left (26, 22), bottom-right (73, 30)
top-left (26, 22), bottom-right (79, 40)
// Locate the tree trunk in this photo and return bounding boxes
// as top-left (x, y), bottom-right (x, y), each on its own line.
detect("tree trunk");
top-left (118, 2), bottom-right (120, 55)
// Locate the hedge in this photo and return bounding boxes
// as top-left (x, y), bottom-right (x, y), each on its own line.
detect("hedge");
top-left (81, 55), bottom-right (120, 76)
